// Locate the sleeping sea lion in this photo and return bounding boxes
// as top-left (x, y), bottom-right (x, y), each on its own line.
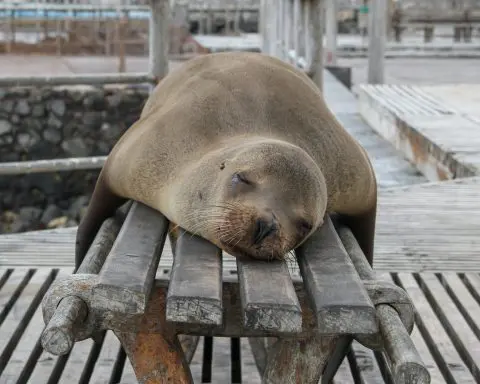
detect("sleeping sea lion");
top-left (75, 51), bottom-right (377, 269)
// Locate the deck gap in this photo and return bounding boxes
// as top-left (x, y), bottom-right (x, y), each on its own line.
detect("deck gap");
top-left (46, 354), bottom-right (70, 384)
top-left (435, 273), bottom-right (480, 340)
top-left (0, 269), bottom-right (13, 290)
top-left (15, 337), bottom-right (45, 383)
top-left (230, 337), bottom-right (241, 383)
top-left (0, 268), bottom-right (56, 375)
top-left (459, 273), bottom-right (480, 305)
top-left (0, 269), bottom-right (35, 325)
top-left (345, 347), bottom-right (362, 384)
top-left (201, 336), bottom-right (213, 383)
top-left (391, 272), bottom-right (455, 384)
top-left (414, 273), bottom-right (480, 380)
top-left (110, 344), bottom-right (127, 384)
top-left (374, 350), bottom-right (394, 384)
top-left (78, 331), bottom-right (107, 384)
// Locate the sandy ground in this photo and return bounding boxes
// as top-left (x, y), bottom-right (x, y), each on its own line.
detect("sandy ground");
top-left (0, 54), bottom-right (479, 87)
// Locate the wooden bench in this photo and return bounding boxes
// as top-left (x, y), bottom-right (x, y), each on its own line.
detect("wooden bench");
top-left (39, 201), bottom-right (430, 383)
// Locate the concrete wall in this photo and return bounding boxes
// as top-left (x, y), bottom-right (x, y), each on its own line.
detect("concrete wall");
top-left (0, 85), bottom-right (149, 234)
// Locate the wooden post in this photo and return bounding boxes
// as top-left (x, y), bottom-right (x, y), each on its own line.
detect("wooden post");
top-left (293, 0), bottom-right (301, 65)
top-left (303, 0), bottom-right (312, 70)
top-left (117, 11), bottom-right (127, 73)
top-left (325, 0), bottom-right (337, 66)
top-left (149, 0), bottom-right (170, 82)
top-left (284, 0), bottom-right (291, 62)
top-left (367, 0), bottom-right (387, 84)
top-left (309, 0), bottom-right (325, 91)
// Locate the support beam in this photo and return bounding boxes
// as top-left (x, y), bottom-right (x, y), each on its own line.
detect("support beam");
top-left (149, 0), bottom-right (170, 82)
top-left (325, 0), bottom-right (337, 66)
top-left (367, 0), bottom-right (387, 84)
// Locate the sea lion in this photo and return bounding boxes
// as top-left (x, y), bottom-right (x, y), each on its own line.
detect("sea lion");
top-left (75, 51), bottom-right (377, 270)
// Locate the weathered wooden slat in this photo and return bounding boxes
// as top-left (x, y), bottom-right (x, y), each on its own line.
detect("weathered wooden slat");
top-left (337, 226), bottom-right (430, 384)
top-left (41, 217), bottom-right (122, 356)
top-left (120, 358), bottom-right (136, 384)
top-left (0, 269), bottom-right (54, 373)
top-left (0, 269), bottom-right (33, 323)
top-left (94, 202), bottom-right (169, 313)
top-left (88, 331), bottom-right (124, 383)
top-left (377, 272), bottom-right (447, 384)
top-left (56, 338), bottom-right (98, 384)
top-left (349, 341), bottom-right (387, 384)
top-left (331, 356), bottom-right (356, 384)
top-left (296, 216), bottom-right (377, 334)
top-left (417, 272), bottom-right (480, 380)
top-left (166, 229), bottom-right (223, 325)
top-left (211, 337), bottom-right (232, 383)
top-left (236, 258), bottom-right (302, 332)
top-left (462, 273), bottom-right (480, 304)
top-left (241, 338), bottom-right (262, 384)
top-left (0, 268), bottom-right (71, 384)
top-left (396, 273), bottom-right (477, 383)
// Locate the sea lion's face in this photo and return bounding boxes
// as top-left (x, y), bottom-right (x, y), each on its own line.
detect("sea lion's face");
top-left (207, 141), bottom-right (327, 261)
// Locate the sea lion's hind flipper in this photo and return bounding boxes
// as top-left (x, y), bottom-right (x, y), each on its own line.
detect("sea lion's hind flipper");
top-left (334, 201), bottom-right (377, 266)
top-left (75, 170), bottom-right (127, 271)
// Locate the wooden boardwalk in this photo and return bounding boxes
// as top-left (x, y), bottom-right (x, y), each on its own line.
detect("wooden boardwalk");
top-left (1, 73), bottom-right (480, 383)
top-left (358, 83), bottom-right (480, 182)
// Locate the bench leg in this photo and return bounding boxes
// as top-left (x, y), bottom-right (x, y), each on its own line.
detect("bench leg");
top-left (262, 336), bottom-right (339, 384)
top-left (115, 330), bottom-right (193, 384)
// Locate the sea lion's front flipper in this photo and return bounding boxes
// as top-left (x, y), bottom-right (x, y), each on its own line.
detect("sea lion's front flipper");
top-left (75, 169), bottom-right (127, 271)
top-left (336, 200), bottom-right (377, 266)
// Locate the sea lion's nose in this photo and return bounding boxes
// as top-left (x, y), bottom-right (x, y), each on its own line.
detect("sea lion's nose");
top-left (253, 215), bottom-right (277, 244)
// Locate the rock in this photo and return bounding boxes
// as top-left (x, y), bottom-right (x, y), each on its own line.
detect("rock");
top-left (17, 133), bottom-right (32, 147)
top-left (50, 99), bottom-right (66, 117)
top-left (47, 113), bottom-right (63, 129)
top-left (0, 120), bottom-right (12, 135)
top-left (2, 100), bottom-right (14, 113)
top-left (41, 204), bottom-right (63, 226)
top-left (1, 210), bottom-right (18, 224)
top-left (107, 93), bottom-right (123, 109)
top-left (65, 219), bottom-right (78, 228)
top-left (0, 89), bottom-right (6, 99)
top-left (61, 138), bottom-right (90, 157)
top-left (43, 127), bottom-right (62, 144)
top-left (47, 216), bottom-right (68, 229)
top-left (31, 104), bottom-right (45, 117)
top-left (18, 206), bottom-right (43, 228)
top-left (82, 112), bottom-right (102, 129)
top-left (11, 114), bottom-right (20, 124)
top-left (83, 90), bottom-right (106, 110)
top-left (15, 99), bottom-right (30, 116)
top-left (69, 195), bottom-right (89, 220)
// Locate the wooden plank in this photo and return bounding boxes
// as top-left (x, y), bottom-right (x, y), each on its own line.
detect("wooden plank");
top-left (166, 229), bottom-right (223, 325)
top-left (240, 338), bottom-right (261, 384)
top-left (0, 268), bottom-right (71, 384)
top-left (56, 338), bottom-right (97, 384)
top-left (211, 337), bottom-right (232, 383)
top-left (332, 356), bottom-right (355, 384)
top-left (463, 273), bottom-right (480, 304)
top-left (188, 336), bottom-right (204, 384)
top-left (236, 258), bottom-right (301, 332)
top-left (94, 202), bottom-right (169, 313)
top-left (417, 272), bottom-right (480, 380)
top-left (120, 357), bottom-right (137, 384)
top-left (296, 216), bottom-right (377, 334)
top-left (88, 331), bottom-right (124, 383)
top-left (0, 269), bottom-right (32, 324)
top-left (0, 269), bottom-right (54, 374)
top-left (396, 273), bottom-right (476, 383)
top-left (349, 341), bottom-right (386, 384)
top-left (377, 272), bottom-right (446, 384)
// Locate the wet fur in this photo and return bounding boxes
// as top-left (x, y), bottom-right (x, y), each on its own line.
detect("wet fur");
top-left (76, 52), bottom-right (377, 268)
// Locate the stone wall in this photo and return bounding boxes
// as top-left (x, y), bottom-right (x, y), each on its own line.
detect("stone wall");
top-left (0, 84), bottom-right (150, 234)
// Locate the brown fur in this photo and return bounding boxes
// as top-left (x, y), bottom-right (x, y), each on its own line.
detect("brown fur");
top-left (75, 52), bottom-right (377, 269)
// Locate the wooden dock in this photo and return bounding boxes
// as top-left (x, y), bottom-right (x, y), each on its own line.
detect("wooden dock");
top-left (358, 83), bottom-right (480, 181)
top-left (1, 72), bottom-right (480, 383)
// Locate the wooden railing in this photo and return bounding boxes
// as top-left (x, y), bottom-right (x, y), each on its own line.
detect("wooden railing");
top-left (0, 0), bottom-right (171, 176)
top-left (260, 0), bottom-right (388, 87)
